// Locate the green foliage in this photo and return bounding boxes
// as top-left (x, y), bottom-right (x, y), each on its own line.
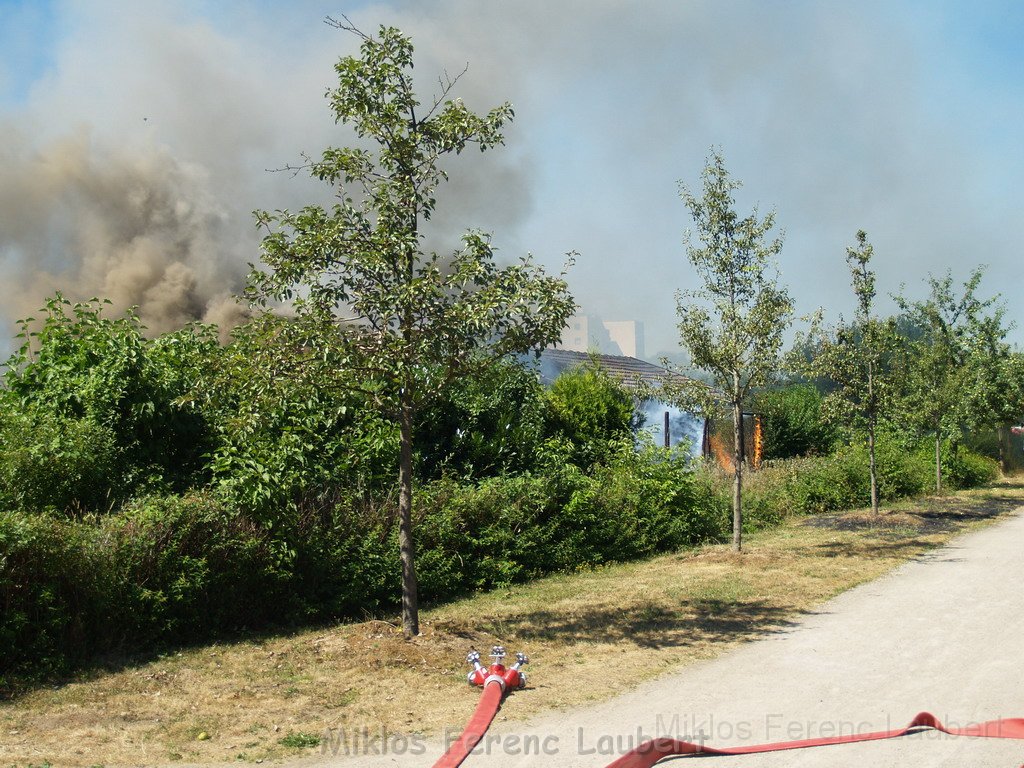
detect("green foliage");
top-left (0, 494), bottom-right (295, 688)
top-left (104, 494), bottom-right (298, 643)
top-left (0, 508), bottom-right (95, 686)
top-left (735, 439), bottom-right (994, 523)
top-left (933, 443), bottom-right (999, 488)
top-left (414, 357), bottom-right (546, 479)
top-left (671, 149), bottom-right (793, 550)
top-left (188, 313), bottom-right (397, 519)
top-left (413, 447), bottom-right (726, 601)
top-left (246, 22), bottom-right (575, 415)
top-left (244, 21), bottom-right (576, 635)
top-left (896, 268), bottom-right (1010, 489)
top-left (543, 363), bottom-right (640, 469)
top-left (1, 296), bottom-right (217, 506)
top-left (752, 384), bottom-right (834, 459)
top-left (672, 150), bottom-right (793, 413)
top-left (1, 453), bottom-right (731, 687)
top-left (0, 410), bottom-right (119, 514)
top-left (794, 231), bottom-right (905, 513)
top-left (560, 447), bottom-right (728, 560)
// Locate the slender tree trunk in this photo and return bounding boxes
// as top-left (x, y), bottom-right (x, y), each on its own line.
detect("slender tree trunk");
top-left (867, 419), bottom-right (879, 514)
top-left (997, 424), bottom-right (1009, 476)
top-left (732, 393), bottom-right (743, 553)
top-left (934, 427), bottom-right (942, 494)
top-left (867, 360), bottom-right (879, 514)
top-left (399, 202), bottom-right (420, 639)
top-left (398, 390), bottom-right (419, 638)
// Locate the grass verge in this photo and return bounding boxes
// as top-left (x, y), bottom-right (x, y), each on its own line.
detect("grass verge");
top-left (2, 480), bottom-right (1022, 766)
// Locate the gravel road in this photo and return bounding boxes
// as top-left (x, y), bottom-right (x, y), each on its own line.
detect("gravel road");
top-left (317, 506), bottom-right (1024, 768)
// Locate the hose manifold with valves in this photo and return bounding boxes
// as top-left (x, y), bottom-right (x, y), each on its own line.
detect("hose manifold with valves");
top-left (432, 646), bottom-right (528, 768)
top-left (466, 646), bottom-right (528, 691)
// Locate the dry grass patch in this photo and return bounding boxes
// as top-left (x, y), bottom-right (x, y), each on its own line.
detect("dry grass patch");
top-left (2, 481), bottom-right (1022, 766)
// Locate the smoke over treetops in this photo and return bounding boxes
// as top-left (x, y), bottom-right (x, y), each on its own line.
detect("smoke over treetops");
top-left (5, 1), bottom-right (1021, 356)
top-left (0, 128), bottom-right (249, 336)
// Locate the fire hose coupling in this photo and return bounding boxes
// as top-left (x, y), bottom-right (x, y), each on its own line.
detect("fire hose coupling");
top-left (466, 645), bottom-right (528, 690)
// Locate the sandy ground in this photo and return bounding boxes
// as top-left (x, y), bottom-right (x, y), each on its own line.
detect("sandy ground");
top-left (306, 505), bottom-right (1024, 768)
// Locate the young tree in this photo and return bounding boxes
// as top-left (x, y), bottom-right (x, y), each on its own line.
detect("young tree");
top-left (952, 293), bottom-right (1020, 475)
top-left (800, 231), bottom-right (902, 514)
top-left (247, 21), bottom-right (575, 637)
top-left (896, 268), bottom-right (1005, 492)
top-left (671, 151), bottom-right (793, 552)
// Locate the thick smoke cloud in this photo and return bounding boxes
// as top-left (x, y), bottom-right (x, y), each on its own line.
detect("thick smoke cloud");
top-left (0, 0), bottom-right (538, 341)
top-left (1, 0), bottom-right (1022, 355)
top-left (0, 128), bottom-right (246, 333)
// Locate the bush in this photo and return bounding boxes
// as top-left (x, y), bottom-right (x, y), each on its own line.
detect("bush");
top-left (733, 438), bottom-right (995, 524)
top-left (543, 363), bottom-right (641, 469)
top-left (285, 493), bottom-right (398, 619)
top-left (940, 444), bottom-right (999, 489)
top-left (1, 454), bottom-right (728, 688)
top-left (1, 296), bottom-right (217, 503)
top-left (102, 494), bottom-right (295, 645)
top-left (0, 410), bottom-right (120, 513)
top-left (0, 494), bottom-right (293, 689)
top-left (195, 313), bottom-right (398, 519)
top-left (753, 384), bottom-right (835, 459)
top-left (413, 446), bottom-right (726, 602)
top-left (0, 509), bottom-right (97, 687)
top-left (414, 357), bottom-right (547, 479)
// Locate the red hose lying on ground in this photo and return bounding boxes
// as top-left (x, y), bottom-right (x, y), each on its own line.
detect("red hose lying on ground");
top-left (432, 647), bottom-right (528, 768)
top-left (435, 650), bottom-right (1024, 767)
top-left (432, 680), bottom-right (505, 768)
top-left (605, 711), bottom-right (1024, 768)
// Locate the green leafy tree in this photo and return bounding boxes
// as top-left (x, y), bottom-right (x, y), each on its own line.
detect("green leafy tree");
top-left (544, 363), bottom-right (641, 469)
top-left (1, 295), bottom-right (216, 506)
top-left (896, 268), bottom-right (1007, 492)
top-left (986, 352), bottom-right (1024, 473)
top-left (185, 312), bottom-right (398, 516)
top-left (414, 357), bottom-right (547, 480)
top-left (752, 383), bottom-right (834, 460)
top-left (670, 151), bottom-right (793, 551)
top-left (246, 21), bottom-right (575, 637)
top-left (799, 231), bottom-right (903, 513)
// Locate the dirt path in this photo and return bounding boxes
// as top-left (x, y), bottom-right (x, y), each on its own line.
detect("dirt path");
top-left (316, 505), bottom-right (1024, 768)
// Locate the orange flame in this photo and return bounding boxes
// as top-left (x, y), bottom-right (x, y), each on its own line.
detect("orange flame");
top-left (709, 432), bottom-right (733, 472)
top-left (752, 415), bottom-right (763, 469)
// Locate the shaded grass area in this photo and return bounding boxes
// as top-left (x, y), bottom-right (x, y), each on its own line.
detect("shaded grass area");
top-left (1, 481), bottom-right (1021, 767)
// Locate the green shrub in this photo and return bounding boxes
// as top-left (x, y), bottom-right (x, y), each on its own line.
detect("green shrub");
top-left (103, 494), bottom-right (295, 645)
top-left (753, 384), bottom-right (835, 459)
top-left (942, 445), bottom-right (999, 489)
top-left (2, 296), bottom-right (217, 503)
top-left (412, 446), bottom-right (726, 602)
top-left (733, 438), bottom-right (995, 525)
top-left (0, 509), bottom-right (97, 687)
top-left (543, 363), bottom-right (641, 469)
top-left (196, 313), bottom-right (398, 519)
top-left (0, 494), bottom-right (295, 689)
top-left (414, 357), bottom-right (547, 479)
top-left (0, 411), bottom-right (120, 513)
top-left (286, 493), bottom-right (398, 619)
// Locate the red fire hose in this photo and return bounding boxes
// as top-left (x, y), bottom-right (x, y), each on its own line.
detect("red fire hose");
top-left (434, 648), bottom-right (1024, 768)
top-left (605, 710), bottom-right (1024, 767)
top-left (431, 647), bottom-right (527, 768)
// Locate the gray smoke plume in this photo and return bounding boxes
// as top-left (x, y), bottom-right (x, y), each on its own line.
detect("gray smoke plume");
top-left (4, 1), bottom-right (1021, 357)
top-left (0, 127), bottom-right (248, 335)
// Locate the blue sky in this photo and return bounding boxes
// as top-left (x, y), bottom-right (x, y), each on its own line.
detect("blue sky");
top-left (0, 0), bottom-right (59, 105)
top-left (0, 0), bottom-right (1022, 356)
